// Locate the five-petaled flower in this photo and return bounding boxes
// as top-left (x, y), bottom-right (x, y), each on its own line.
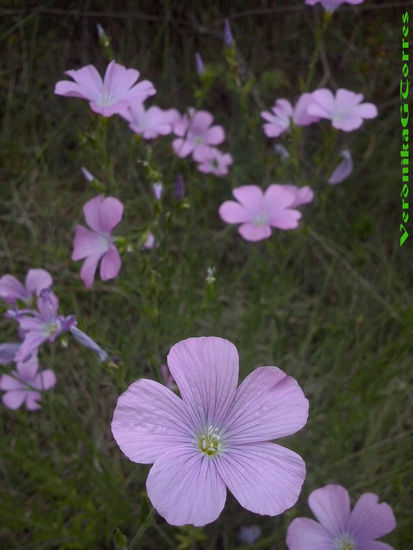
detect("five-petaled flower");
top-left (112, 336), bottom-right (308, 526)
top-left (72, 195), bottom-right (124, 288)
top-left (172, 109), bottom-right (225, 161)
top-left (54, 61), bottom-right (156, 117)
top-left (286, 483), bottom-right (396, 550)
top-left (0, 268), bottom-right (52, 306)
top-left (219, 184), bottom-right (313, 242)
top-left (120, 103), bottom-right (179, 139)
top-left (261, 95), bottom-right (320, 138)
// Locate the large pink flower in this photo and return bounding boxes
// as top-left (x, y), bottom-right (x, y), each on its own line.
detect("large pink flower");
top-left (172, 109), bottom-right (225, 160)
top-left (54, 61), bottom-right (156, 117)
top-left (112, 336), bottom-right (308, 526)
top-left (307, 89), bottom-right (377, 131)
top-left (305, 0), bottom-right (364, 11)
top-left (261, 94), bottom-right (320, 138)
top-left (219, 184), bottom-right (312, 242)
top-left (286, 484), bottom-right (396, 550)
top-left (0, 269), bottom-right (52, 306)
top-left (72, 195), bottom-right (123, 288)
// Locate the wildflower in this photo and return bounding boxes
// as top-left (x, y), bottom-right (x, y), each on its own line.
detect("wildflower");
top-left (0, 351), bottom-right (56, 410)
top-left (72, 195), bottom-right (123, 288)
top-left (172, 109), bottom-right (225, 161)
top-left (219, 184), bottom-right (311, 242)
top-left (112, 336), bottom-right (308, 526)
top-left (305, 0), bottom-right (364, 11)
top-left (152, 183), bottom-right (163, 200)
top-left (80, 166), bottom-right (95, 182)
top-left (286, 484), bottom-right (396, 550)
top-left (261, 94), bottom-right (320, 138)
top-left (195, 148), bottom-right (233, 176)
top-left (195, 52), bottom-right (205, 76)
top-left (224, 19), bottom-right (234, 47)
top-left (143, 232), bottom-right (156, 250)
top-left (54, 61), bottom-right (156, 117)
top-left (0, 268), bottom-right (52, 306)
top-left (121, 103), bottom-right (179, 139)
top-left (307, 88), bottom-right (377, 131)
top-left (14, 289), bottom-right (76, 362)
top-left (328, 150), bottom-right (353, 184)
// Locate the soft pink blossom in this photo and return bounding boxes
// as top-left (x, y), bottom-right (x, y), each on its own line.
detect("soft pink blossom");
top-left (287, 484), bottom-right (396, 550)
top-left (72, 195), bottom-right (123, 288)
top-left (112, 336), bottom-right (308, 526)
top-left (143, 232), bottom-right (156, 250)
top-left (261, 94), bottom-right (320, 138)
top-left (172, 109), bottom-right (225, 161)
top-left (307, 88), bottom-right (377, 131)
top-left (328, 150), bottom-right (353, 184)
top-left (120, 103), bottom-right (179, 139)
top-left (219, 184), bottom-right (312, 241)
top-left (152, 183), bottom-right (163, 200)
top-left (0, 351), bottom-right (56, 411)
top-left (54, 61), bottom-right (156, 117)
top-left (195, 147), bottom-right (233, 176)
top-left (305, 0), bottom-right (364, 11)
top-left (0, 269), bottom-right (52, 306)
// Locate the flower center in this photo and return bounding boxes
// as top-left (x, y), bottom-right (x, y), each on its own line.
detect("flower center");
top-left (99, 89), bottom-right (114, 106)
top-left (334, 535), bottom-right (355, 550)
top-left (45, 321), bottom-right (60, 338)
top-left (198, 426), bottom-right (223, 456)
top-left (194, 136), bottom-right (204, 145)
top-left (253, 214), bottom-right (268, 227)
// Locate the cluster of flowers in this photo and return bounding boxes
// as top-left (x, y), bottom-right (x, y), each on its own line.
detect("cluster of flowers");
top-left (0, 269), bottom-right (107, 409)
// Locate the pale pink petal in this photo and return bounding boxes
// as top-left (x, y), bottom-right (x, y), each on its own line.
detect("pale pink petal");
top-left (0, 374), bottom-right (24, 391)
top-left (308, 484), bottom-right (351, 536)
top-left (172, 138), bottom-right (194, 158)
top-left (307, 89), bottom-right (335, 118)
top-left (25, 269), bottom-right (53, 295)
top-left (0, 275), bottom-right (27, 303)
top-left (146, 446), bottom-right (226, 526)
top-left (80, 254), bottom-right (102, 289)
top-left (280, 185), bottom-right (315, 207)
top-left (353, 102), bottom-right (378, 119)
top-left (2, 390), bottom-right (26, 409)
top-left (99, 245), bottom-right (121, 282)
top-left (72, 226), bottom-right (108, 261)
top-left (238, 223), bottom-right (272, 241)
top-left (224, 367), bottom-right (309, 444)
top-left (328, 150), bottom-right (353, 185)
top-left (103, 61), bottom-right (140, 98)
top-left (219, 201), bottom-right (250, 224)
top-left (15, 332), bottom-right (48, 363)
top-left (111, 379), bottom-right (194, 464)
top-left (205, 125), bottom-right (225, 146)
top-left (264, 184), bottom-right (295, 210)
top-left (356, 543), bottom-right (394, 550)
top-left (25, 391), bottom-right (42, 410)
top-left (33, 369), bottom-right (57, 391)
top-left (262, 122), bottom-right (288, 138)
top-left (216, 442), bottom-right (305, 516)
top-left (36, 288), bottom-right (59, 320)
top-left (348, 493), bottom-right (396, 542)
top-left (16, 352), bottom-right (39, 380)
top-left (269, 209), bottom-right (302, 230)
top-left (99, 197), bottom-right (123, 232)
top-left (332, 117), bottom-right (363, 132)
top-left (55, 65), bottom-right (103, 100)
top-left (232, 186), bottom-right (264, 213)
top-left (83, 195), bottom-right (105, 233)
top-left (191, 110), bottom-right (213, 131)
top-left (286, 518), bottom-right (333, 550)
top-left (193, 144), bottom-right (213, 162)
top-left (167, 336), bottom-right (239, 428)
top-left (0, 343), bottom-right (20, 364)
top-left (293, 93), bottom-right (321, 126)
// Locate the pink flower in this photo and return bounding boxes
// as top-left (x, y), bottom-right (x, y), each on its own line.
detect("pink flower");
top-left (0, 269), bottom-right (52, 306)
top-left (219, 184), bottom-right (311, 242)
top-left (72, 195), bottom-right (123, 288)
top-left (120, 103), bottom-right (179, 139)
top-left (54, 61), bottom-right (156, 117)
top-left (307, 89), bottom-right (377, 131)
top-left (305, 0), bottom-right (364, 11)
top-left (0, 351), bottom-right (56, 410)
top-left (261, 94), bottom-right (320, 138)
top-left (172, 109), bottom-right (225, 160)
top-left (195, 147), bottom-right (233, 176)
top-left (143, 232), bottom-right (157, 250)
top-left (286, 484), bottom-right (396, 550)
top-left (328, 150), bottom-right (353, 185)
top-left (111, 336), bottom-right (308, 526)
top-left (152, 183), bottom-right (163, 200)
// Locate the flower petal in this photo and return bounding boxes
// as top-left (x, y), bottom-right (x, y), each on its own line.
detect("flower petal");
top-left (2, 390), bottom-right (26, 410)
top-left (72, 225), bottom-right (108, 261)
top-left (172, 138), bottom-right (194, 157)
top-left (0, 343), bottom-right (20, 364)
top-left (111, 378), bottom-right (195, 464)
top-left (0, 275), bottom-right (27, 304)
top-left (233, 186), bottom-right (264, 213)
top-left (99, 245), bottom-right (121, 282)
top-left (167, 337), bottom-right (239, 428)
top-left (219, 201), bottom-right (250, 224)
top-left (269, 209), bottom-right (301, 230)
top-left (25, 269), bottom-right (53, 295)
top-left (33, 369), bottom-right (57, 391)
top-left (216, 442), bottom-right (306, 516)
top-left (55, 65), bottom-right (103, 101)
top-left (286, 517), bottom-right (333, 550)
top-left (80, 254), bottom-right (102, 289)
top-left (25, 391), bottom-right (42, 410)
top-left (82, 195), bottom-right (105, 233)
top-left (308, 484), bottom-right (351, 536)
top-left (99, 197), bottom-right (124, 232)
top-left (15, 331), bottom-right (48, 363)
top-left (0, 374), bottom-right (24, 391)
top-left (146, 446), bottom-right (226, 526)
top-left (328, 150), bottom-right (353, 185)
top-left (238, 223), bottom-right (272, 241)
top-left (348, 493), bottom-right (396, 542)
top-left (224, 367), bottom-right (309, 444)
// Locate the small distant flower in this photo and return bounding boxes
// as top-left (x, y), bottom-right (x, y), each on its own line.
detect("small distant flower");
top-left (81, 166), bottom-right (95, 182)
top-left (195, 52), bottom-right (205, 76)
top-left (195, 147), bottom-right (233, 176)
top-left (174, 174), bottom-right (185, 200)
top-left (238, 525), bottom-right (262, 545)
top-left (305, 0), bottom-right (364, 11)
top-left (261, 94), bottom-right (320, 138)
top-left (152, 183), bottom-right (163, 200)
top-left (121, 103), bottom-right (179, 139)
top-left (307, 88), bottom-right (377, 131)
top-left (96, 23), bottom-right (105, 38)
top-left (54, 61), bottom-right (156, 117)
top-left (0, 351), bottom-right (56, 410)
top-left (0, 269), bottom-right (52, 306)
top-left (286, 483), bottom-right (396, 550)
top-left (72, 195), bottom-right (123, 288)
top-left (224, 19), bottom-right (234, 47)
top-left (274, 144), bottom-right (290, 159)
top-left (143, 232), bottom-right (156, 250)
top-left (112, 336), bottom-right (308, 526)
top-left (219, 184), bottom-right (309, 242)
top-left (172, 109), bottom-right (225, 161)
top-left (14, 289), bottom-right (76, 362)
top-left (328, 150), bottom-right (353, 184)
top-left (70, 326), bottom-right (108, 362)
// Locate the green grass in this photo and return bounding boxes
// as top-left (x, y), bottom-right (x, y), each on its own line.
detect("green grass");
top-left (0, 1), bottom-right (412, 548)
